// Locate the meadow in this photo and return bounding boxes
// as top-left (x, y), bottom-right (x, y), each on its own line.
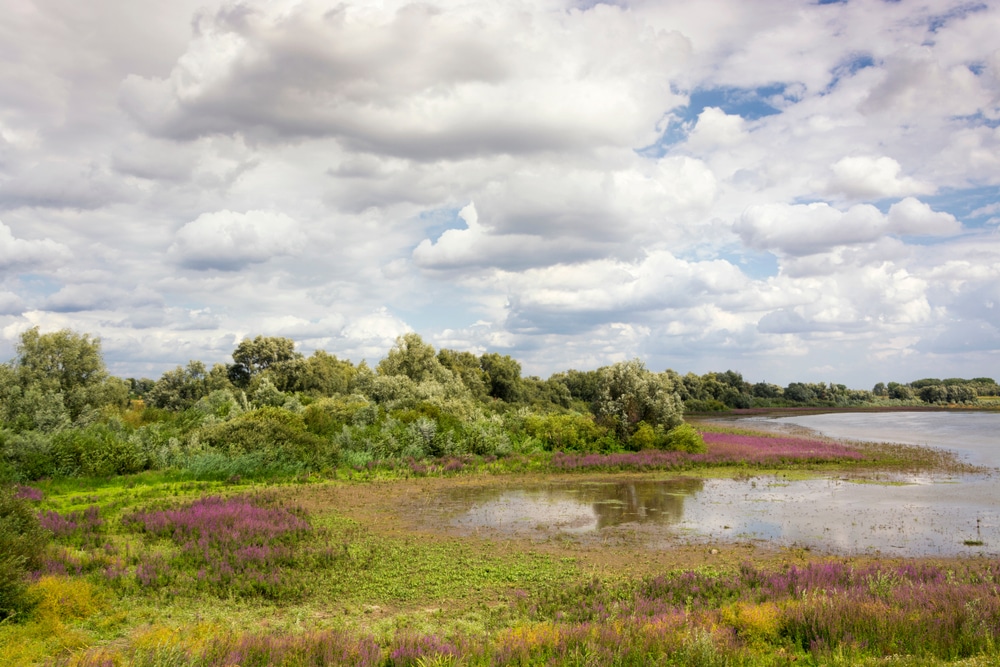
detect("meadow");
top-left (3, 424), bottom-right (998, 667)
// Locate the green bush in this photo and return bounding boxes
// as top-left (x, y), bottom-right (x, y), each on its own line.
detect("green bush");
top-left (51, 422), bottom-right (148, 477)
top-left (198, 406), bottom-right (338, 469)
top-left (0, 429), bottom-right (57, 481)
top-left (0, 485), bottom-right (49, 621)
top-left (629, 421), bottom-right (669, 450)
top-left (664, 423), bottom-right (706, 453)
top-left (522, 412), bottom-right (607, 452)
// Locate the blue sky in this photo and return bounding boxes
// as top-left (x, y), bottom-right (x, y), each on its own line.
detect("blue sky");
top-left (0, 0), bottom-right (998, 388)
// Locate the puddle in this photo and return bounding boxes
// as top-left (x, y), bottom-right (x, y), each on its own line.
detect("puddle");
top-left (434, 474), bottom-right (1000, 557)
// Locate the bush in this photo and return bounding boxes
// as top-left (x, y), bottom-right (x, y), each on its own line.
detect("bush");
top-left (51, 422), bottom-right (148, 477)
top-left (0, 484), bottom-right (50, 621)
top-left (522, 412), bottom-right (607, 452)
top-left (0, 430), bottom-right (57, 481)
top-left (197, 407), bottom-right (338, 470)
top-left (664, 423), bottom-right (706, 453)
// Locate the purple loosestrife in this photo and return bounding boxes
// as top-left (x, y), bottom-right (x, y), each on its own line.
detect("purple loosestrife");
top-left (14, 485), bottom-right (44, 502)
top-left (551, 432), bottom-right (861, 471)
top-left (121, 494), bottom-right (312, 599)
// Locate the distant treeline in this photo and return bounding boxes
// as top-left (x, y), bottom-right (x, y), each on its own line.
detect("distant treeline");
top-left (0, 327), bottom-right (993, 482)
top-left (674, 372), bottom-right (998, 411)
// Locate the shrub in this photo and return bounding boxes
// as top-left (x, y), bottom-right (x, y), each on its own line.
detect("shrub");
top-left (0, 484), bottom-right (50, 621)
top-left (0, 429), bottom-right (57, 481)
top-left (50, 422), bottom-right (148, 477)
top-left (522, 412), bottom-right (607, 452)
top-left (664, 423), bottom-right (706, 453)
top-left (197, 407), bottom-right (338, 470)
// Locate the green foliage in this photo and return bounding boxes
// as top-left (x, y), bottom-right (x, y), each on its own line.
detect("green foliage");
top-left (594, 360), bottom-right (683, 443)
top-left (2, 328), bottom-right (127, 426)
top-left (0, 485), bottom-right (49, 621)
top-left (437, 349), bottom-right (489, 400)
top-left (51, 422), bottom-right (149, 477)
top-left (197, 407), bottom-right (338, 470)
top-left (230, 335), bottom-right (301, 387)
top-left (265, 350), bottom-right (356, 395)
top-left (480, 352), bottom-right (524, 402)
top-left (664, 423), bottom-right (706, 453)
top-left (147, 361), bottom-right (232, 410)
top-left (377, 333), bottom-right (452, 384)
top-left (522, 412), bottom-right (608, 452)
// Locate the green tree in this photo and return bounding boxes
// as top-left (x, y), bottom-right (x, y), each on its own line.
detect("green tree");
top-left (5, 327), bottom-right (127, 424)
top-left (231, 336), bottom-right (301, 387)
top-left (437, 349), bottom-right (489, 400)
top-left (594, 360), bottom-right (683, 443)
top-left (377, 333), bottom-right (452, 384)
top-left (480, 352), bottom-right (524, 403)
top-left (147, 361), bottom-right (221, 410)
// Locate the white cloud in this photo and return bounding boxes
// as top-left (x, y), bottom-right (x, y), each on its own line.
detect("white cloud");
top-left (887, 197), bottom-right (961, 236)
top-left (0, 0), bottom-right (998, 386)
top-left (0, 219), bottom-right (71, 270)
top-left (120, 0), bottom-right (691, 160)
top-left (168, 209), bottom-right (306, 270)
top-left (736, 199), bottom-right (959, 257)
top-left (827, 156), bottom-right (932, 199)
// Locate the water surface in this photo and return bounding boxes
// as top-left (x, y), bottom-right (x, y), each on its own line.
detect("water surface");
top-left (768, 411), bottom-right (1000, 467)
top-left (437, 412), bottom-right (1000, 557)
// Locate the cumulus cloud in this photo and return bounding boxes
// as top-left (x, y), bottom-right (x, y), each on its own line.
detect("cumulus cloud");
top-left (0, 160), bottom-right (132, 210)
top-left (120, 0), bottom-right (690, 159)
top-left (887, 197), bottom-right (962, 236)
top-left (0, 219), bottom-right (71, 270)
top-left (168, 209), bottom-right (306, 270)
top-left (42, 284), bottom-right (163, 313)
top-left (501, 251), bottom-right (748, 334)
top-left (736, 199), bottom-right (959, 256)
top-left (1, 0), bottom-right (998, 385)
top-left (827, 156), bottom-right (932, 199)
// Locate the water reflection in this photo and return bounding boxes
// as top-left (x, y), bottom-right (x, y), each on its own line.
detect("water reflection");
top-left (450, 478), bottom-right (703, 534)
top-left (445, 474), bottom-right (1000, 557)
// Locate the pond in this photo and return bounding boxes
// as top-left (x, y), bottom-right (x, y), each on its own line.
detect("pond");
top-left (438, 412), bottom-right (1000, 557)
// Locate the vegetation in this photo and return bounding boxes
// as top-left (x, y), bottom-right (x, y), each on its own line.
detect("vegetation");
top-left (0, 326), bottom-right (998, 665)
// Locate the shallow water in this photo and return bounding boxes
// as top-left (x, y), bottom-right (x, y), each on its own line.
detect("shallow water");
top-left (445, 474), bottom-right (998, 556)
top-left (768, 411), bottom-right (1000, 467)
top-left (441, 412), bottom-right (1000, 557)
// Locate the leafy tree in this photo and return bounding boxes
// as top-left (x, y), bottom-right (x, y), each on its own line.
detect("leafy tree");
top-left (437, 349), bottom-right (489, 400)
top-left (522, 376), bottom-right (572, 409)
top-left (377, 334), bottom-right (451, 384)
top-left (480, 352), bottom-right (524, 402)
top-left (594, 360), bottom-right (683, 443)
top-left (751, 382), bottom-right (783, 399)
top-left (128, 377), bottom-right (156, 398)
top-left (887, 382), bottom-right (915, 401)
top-left (551, 369), bottom-right (603, 406)
top-left (147, 361), bottom-right (231, 410)
top-left (231, 336), bottom-right (301, 386)
top-left (4, 327), bottom-right (127, 424)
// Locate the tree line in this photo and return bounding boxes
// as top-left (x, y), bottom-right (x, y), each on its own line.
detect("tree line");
top-left (0, 329), bottom-right (703, 482)
top-left (0, 327), bottom-right (993, 483)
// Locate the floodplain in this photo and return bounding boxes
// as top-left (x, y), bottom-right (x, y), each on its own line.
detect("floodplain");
top-left (4, 415), bottom-right (1000, 666)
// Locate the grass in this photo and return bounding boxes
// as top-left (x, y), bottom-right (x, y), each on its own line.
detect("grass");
top-left (3, 422), bottom-right (998, 666)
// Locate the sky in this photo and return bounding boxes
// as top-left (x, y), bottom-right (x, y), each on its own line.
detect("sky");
top-left (1, 0), bottom-right (999, 388)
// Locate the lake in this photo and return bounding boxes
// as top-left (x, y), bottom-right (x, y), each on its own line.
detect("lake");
top-left (768, 410), bottom-right (1000, 467)
top-left (438, 412), bottom-right (1000, 557)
